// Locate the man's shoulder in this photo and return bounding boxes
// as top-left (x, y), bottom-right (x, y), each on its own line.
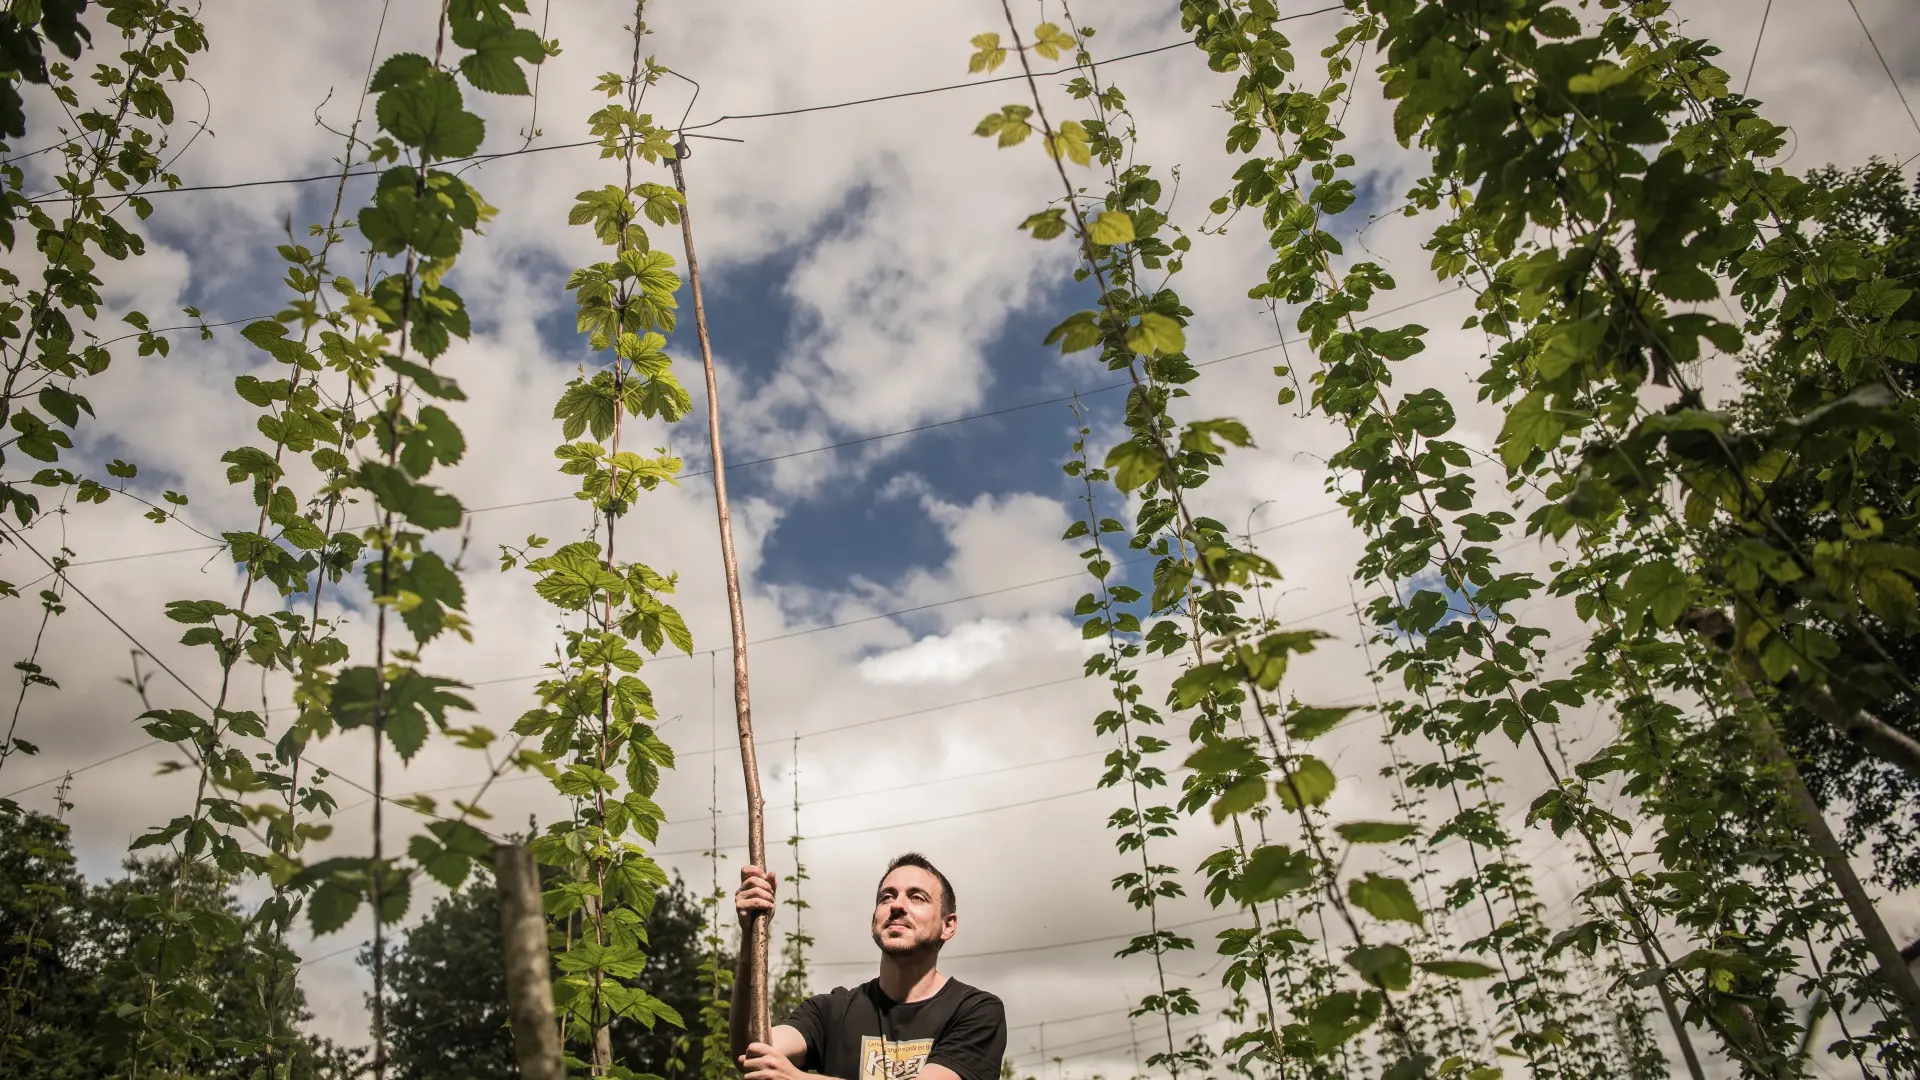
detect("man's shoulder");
top-left (806, 980), bottom-right (877, 1007)
top-left (800, 978), bottom-right (1002, 1014)
top-left (940, 978), bottom-right (1004, 1013)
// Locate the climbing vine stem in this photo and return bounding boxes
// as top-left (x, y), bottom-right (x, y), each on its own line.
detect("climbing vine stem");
top-left (510, 3), bottom-right (690, 1074)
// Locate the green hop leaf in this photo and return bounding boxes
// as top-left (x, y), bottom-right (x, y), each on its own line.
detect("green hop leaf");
top-left (1238, 844), bottom-right (1315, 902)
top-left (1089, 210), bottom-right (1135, 246)
top-left (1336, 821), bottom-right (1420, 844)
top-left (1348, 873), bottom-right (1424, 926)
top-left (374, 60), bottom-right (485, 161)
top-left (1031, 22), bottom-right (1075, 60)
top-left (1419, 959), bottom-right (1499, 980)
top-left (974, 104), bottom-right (1034, 148)
top-left (1276, 756), bottom-right (1336, 810)
top-left (1126, 311), bottom-right (1183, 356)
top-left (1049, 120), bottom-right (1091, 166)
top-left (968, 32), bottom-right (1006, 74)
top-left (1019, 208), bottom-right (1068, 240)
top-left (455, 22), bottom-right (545, 96)
top-left (1347, 944), bottom-right (1413, 991)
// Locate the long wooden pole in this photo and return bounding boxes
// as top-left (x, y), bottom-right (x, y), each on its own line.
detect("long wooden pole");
top-left (1736, 679), bottom-right (1920, 1032)
top-left (1681, 612), bottom-right (1920, 1032)
top-left (1633, 934), bottom-right (1708, 1080)
top-left (670, 141), bottom-right (770, 1045)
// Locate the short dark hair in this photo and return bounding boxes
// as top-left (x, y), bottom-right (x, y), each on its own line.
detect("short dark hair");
top-left (877, 852), bottom-right (955, 917)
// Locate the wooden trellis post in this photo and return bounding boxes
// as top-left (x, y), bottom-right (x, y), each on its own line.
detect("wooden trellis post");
top-left (495, 843), bottom-right (565, 1080)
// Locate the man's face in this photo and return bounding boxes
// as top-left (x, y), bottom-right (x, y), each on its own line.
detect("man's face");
top-left (870, 866), bottom-right (955, 955)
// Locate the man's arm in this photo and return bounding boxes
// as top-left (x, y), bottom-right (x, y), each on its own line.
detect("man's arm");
top-left (728, 947), bottom-right (810, 1063)
top-left (730, 866), bottom-right (811, 1067)
top-left (738, 1035), bottom-right (825, 1080)
top-left (728, 938), bottom-right (754, 1061)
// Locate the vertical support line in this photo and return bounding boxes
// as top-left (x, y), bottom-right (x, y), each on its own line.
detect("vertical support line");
top-left (787, 733), bottom-right (807, 996)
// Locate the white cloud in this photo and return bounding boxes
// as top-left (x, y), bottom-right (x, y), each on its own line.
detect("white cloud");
top-left (875, 470), bottom-right (931, 502)
top-left (859, 618), bottom-right (1033, 686)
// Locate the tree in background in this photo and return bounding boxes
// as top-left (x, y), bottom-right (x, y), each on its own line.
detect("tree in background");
top-left (0, 805), bottom-right (91, 1078)
top-left (377, 869), bottom-right (720, 1080)
top-left (682, 879), bottom-right (737, 1080)
top-left (0, 807), bottom-right (356, 1078)
top-left (1721, 158), bottom-right (1920, 890)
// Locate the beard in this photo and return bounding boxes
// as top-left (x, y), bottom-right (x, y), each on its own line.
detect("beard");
top-left (872, 921), bottom-right (939, 955)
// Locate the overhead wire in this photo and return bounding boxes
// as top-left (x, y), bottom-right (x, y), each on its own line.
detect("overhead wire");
top-left (631, 628), bottom-right (1600, 856)
top-left (351, 504), bottom-right (1344, 694)
top-left (395, 743), bottom-right (1110, 816)
top-left (264, 631), bottom-right (1607, 990)
top-left (21, 6), bottom-right (1346, 207)
top-left (1007, 1013), bottom-right (1220, 1067)
top-left (341, 618), bottom-right (1600, 861)
top-left (33, 463), bottom-right (1521, 789)
top-left (815, 909), bottom-right (1250, 970)
top-left (9, 502), bottom-right (1343, 792)
top-left (314, 609), bottom-right (1603, 865)
top-left (672, 0), bottom-right (1337, 133)
top-left (647, 782), bottom-right (1109, 858)
top-left (7, 511), bottom-right (1587, 812)
top-left (0, 526), bottom-right (406, 846)
top-left (1741, 0), bottom-right (1773, 97)
top-left (0, 604), bottom-right (1117, 799)
top-left (0, 520), bottom-right (215, 716)
top-left (658, 636), bottom-right (1601, 877)
top-left (8, 527), bottom-right (1582, 810)
top-left (18, 284), bottom-right (1462, 580)
top-left (1844, 0), bottom-right (1920, 149)
top-left (1007, 983), bottom-right (1237, 1054)
top-left (6, 284), bottom-right (1463, 789)
top-left (1005, 999), bottom-right (1202, 1036)
top-left (20, 479), bottom-right (1500, 803)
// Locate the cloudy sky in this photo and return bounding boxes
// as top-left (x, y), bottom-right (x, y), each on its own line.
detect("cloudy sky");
top-left (2, 0), bottom-right (1917, 1074)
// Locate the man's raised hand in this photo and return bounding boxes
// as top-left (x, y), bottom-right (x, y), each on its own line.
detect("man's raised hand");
top-left (735, 864), bottom-right (776, 928)
top-left (738, 1041), bottom-right (804, 1080)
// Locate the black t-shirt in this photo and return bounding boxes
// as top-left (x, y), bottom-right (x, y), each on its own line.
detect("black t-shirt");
top-left (783, 977), bottom-right (1006, 1080)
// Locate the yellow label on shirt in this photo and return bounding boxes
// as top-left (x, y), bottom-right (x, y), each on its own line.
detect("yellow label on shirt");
top-left (859, 1036), bottom-right (934, 1080)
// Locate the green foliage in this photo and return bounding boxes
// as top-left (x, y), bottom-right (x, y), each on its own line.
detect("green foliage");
top-left (0, 0), bottom-right (88, 142)
top-left (0, 810), bottom-right (357, 1078)
top-left (1719, 159), bottom-right (1920, 892)
top-left (1351, 0), bottom-right (1920, 1071)
top-left (506, 4), bottom-right (692, 1068)
top-left (1064, 402), bottom-right (1200, 1074)
top-left (4, 1), bottom-right (1917, 1077)
top-left (686, 884), bottom-right (738, 1080)
top-left (773, 746), bottom-right (813, 1025)
top-left (1012, 5), bottom-right (1430, 1075)
top-left (72, 2), bottom-right (563, 1074)
top-left (379, 868), bottom-right (716, 1079)
top-left (0, 0), bottom-right (204, 610)
top-left (0, 4), bottom-right (203, 753)
top-left (0, 802), bottom-right (89, 1074)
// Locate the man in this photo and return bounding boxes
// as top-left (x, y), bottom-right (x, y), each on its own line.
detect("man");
top-left (732, 853), bottom-right (1007, 1080)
